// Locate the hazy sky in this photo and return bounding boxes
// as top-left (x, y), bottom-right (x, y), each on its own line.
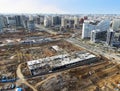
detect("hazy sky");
top-left (0, 0), bottom-right (120, 14)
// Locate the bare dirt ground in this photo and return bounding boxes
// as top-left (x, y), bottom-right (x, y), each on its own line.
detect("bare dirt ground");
top-left (35, 61), bottom-right (120, 91)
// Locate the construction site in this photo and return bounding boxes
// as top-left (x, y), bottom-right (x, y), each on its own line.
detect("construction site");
top-left (0, 30), bottom-right (120, 91)
top-left (36, 60), bottom-right (120, 91)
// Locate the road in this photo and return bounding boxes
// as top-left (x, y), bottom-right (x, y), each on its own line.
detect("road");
top-left (35, 74), bottom-right (58, 88)
top-left (16, 63), bottom-right (37, 91)
top-left (66, 38), bottom-right (120, 63)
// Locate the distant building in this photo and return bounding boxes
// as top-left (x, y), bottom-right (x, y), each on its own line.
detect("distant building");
top-left (112, 19), bottom-right (120, 31)
top-left (111, 32), bottom-right (120, 47)
top-left (27, 20), bottom-right (35, 31)
top-left (74, 16), bottom-right (79, 28)
top-left (106, 29), bottom-right (115, 46)
top-left (69, 19), bottom-right (74, 28)
top-left (22, 15), bottom-right (29, 29)
top-left (61, 18), bottom-right (68, 27)
top-left (0, 16), bottom-right (8, 28)
top-left (82, 20), bottom-right (110, 39)
top-left (79, 18), bottom-right (84, 24)
top-left (3, 16), bottom-right (8, 27)
top-left (96, 20), bottom-right (110, 31)
top-left (82, 22), bottom-right (96, 39)
top-left (91, 29), bottom-right (107, 43)
top-left (84, 16), bottom-right (88, 20)
top-left (44, 16), bottom-right (52, 27)
top-left (52, 16), bottom-right (61, 26)
top-left (35, 16), bottom-right (40, 24)
top-left (0, 16), bottom-right (4, 33)
top-left (61, 18), bottom-right (74, 29)
top-left (15, 15), bottom-right (23, 27)
top-left (39, 15), bottom-right (44, 24)
top-left (6, 16), bottom-right (16, 27)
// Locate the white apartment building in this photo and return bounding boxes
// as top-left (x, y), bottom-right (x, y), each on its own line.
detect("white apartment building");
top-left (44, 16), bottom-right (52, 27)
top-left (82, 22), bottom-right (96, 39)
top-left (74, 16), bottom-right (79, 28)
top-left (96, 20), bottom-right (110, 31)
top-left (82, 20), bottom-right (110, 39)
top-left (112, 19), bottom-right (120, 31)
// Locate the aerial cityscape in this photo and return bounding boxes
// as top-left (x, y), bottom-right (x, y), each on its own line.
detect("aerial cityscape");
top-left (0, 0), bottom-right (120, 91)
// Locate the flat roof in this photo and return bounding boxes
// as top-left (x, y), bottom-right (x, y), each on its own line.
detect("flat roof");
top-left (51, 45), bottom-right (60, 51)
top-left (27, 52), bottom-right (96, 70)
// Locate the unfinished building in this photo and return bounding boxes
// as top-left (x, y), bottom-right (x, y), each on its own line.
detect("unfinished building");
top-left (27, 51), bottom-right (98, 76)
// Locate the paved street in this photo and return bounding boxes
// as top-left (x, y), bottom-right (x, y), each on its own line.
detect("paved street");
top-left (66, 38), bottom-right (120, 63)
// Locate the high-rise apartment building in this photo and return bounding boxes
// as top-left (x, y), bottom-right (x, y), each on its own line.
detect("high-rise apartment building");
top-left (44, 16), bottom-right (52, 27)
top-left (21, 15), bottom-right (29, 29)
top-left (82, 22), bottom-right (96, 39)
top-left (61, 17), bottom-right (74, 28)
top-left (27, 16), bottom-right (35, 31)
top-left (112, 19), bottom-right (120, 31)
top-left (74, 16), bottom-right (79, 28)
top-left (15, 15), bottom-right (23, 27)
top-left (6, 16), bottom-right (16, 27)
top-left (91, 29), bottom-right (107, 43)
top-left (52, 16), bottom-right (61, 26)
top-left (82, 20), bottom-right (110, 39)
top-left (96, 20), bottom-right (110, 31)
top-left (106, 29), bottom-right (115, 46)
top-left (0, 16), bottom-right (4, 33)
top-left (61, 17), bottom-right (67, 27)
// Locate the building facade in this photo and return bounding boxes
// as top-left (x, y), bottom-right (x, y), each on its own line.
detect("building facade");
top-left (6, 16), bottom-right (16, 27)
top-left (112, 19), bottom-right (120, 31)
top-left (0, 16), bottom-right (4, 33)
top-left (96, 20), bottom-right (110, 31)
top-left (44, 16), bottom-right (52, 27)
top-left (91, 29), bottom-right (107, 43)
top-left (15, 15), bottom-right (23, 27)
top-left (106, 29), bottom-right (115, 46)
top-left (74, 16), bottom-right (79, 28)
top-left (27, 20), bottom-right (35, 31)
top-left (82, 20), bottom-right (110, 39)
top-left (82, 22), bottom-right (96, 39)
top-left (52, 16), bottom-right (61, 26)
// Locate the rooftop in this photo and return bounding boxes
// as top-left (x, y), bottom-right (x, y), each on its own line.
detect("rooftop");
top-left (27, 51), bottom-right (96, 70)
